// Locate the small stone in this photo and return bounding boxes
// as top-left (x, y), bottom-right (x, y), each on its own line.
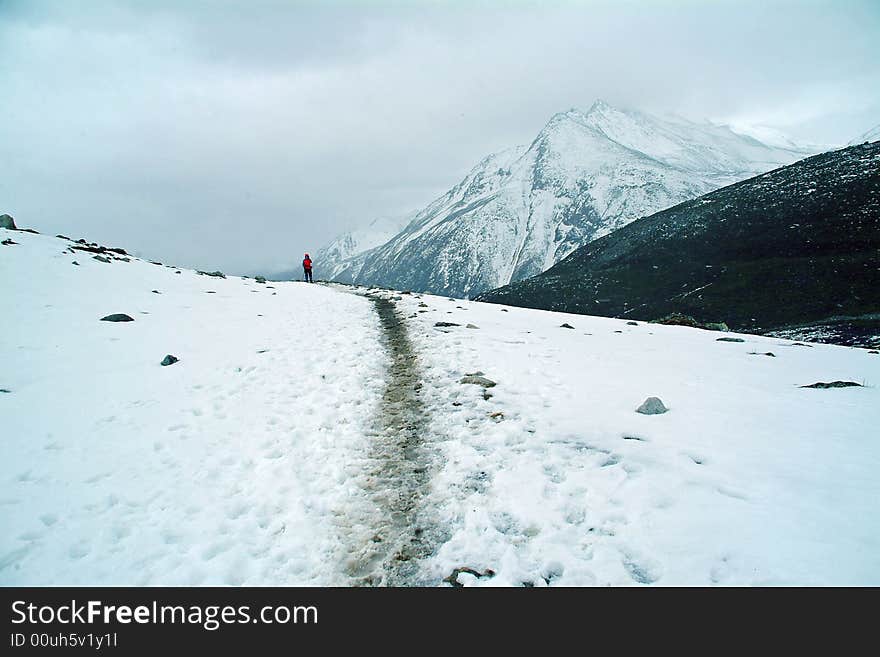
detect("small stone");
top-left (560, 323), bottom-right (574, 329)
top-left (93, 255), bottom-right (111, 263)
top-left (151, 290), bottom-right (161, 294)
top-left (627, 321), bottom-right (638, 326)
top-left (716, 337), bottom-right (745, 343)
top-left (800, 381), bottom-right (862, 389)
top-left (255, 276), bottom-right (267, 284)
top-left (100, 314), bottom-right (134, 322)
top-left (160, 355), bottom-right (179, 367)
top-left (460, 375), bottom-right (496, 388)
top-left (636, 397), bottom-right (668, 415)
top-left (1, 238), bottom-right (17, 246)
top-left (501, 309), bottom-right (508, 312)
top-left (435, 321), bottom-right (460, 328)
top-left (418, 302), bottom-right (429, 308)
top-left (72, 261), bottom-right (79, 266)
top-left (466, 323), bottom-right (479, 329)
top-left (0, 388), bottom-right (11, 393)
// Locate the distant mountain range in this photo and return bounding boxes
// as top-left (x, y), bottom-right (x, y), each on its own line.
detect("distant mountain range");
top-left (476, 141), bottom-right (880, 347)
top-left (315, 100), bottom-right (812, 296)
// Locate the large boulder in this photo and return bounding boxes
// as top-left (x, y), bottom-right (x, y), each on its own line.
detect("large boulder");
top-left (0, 214), bottom-right (16, 230)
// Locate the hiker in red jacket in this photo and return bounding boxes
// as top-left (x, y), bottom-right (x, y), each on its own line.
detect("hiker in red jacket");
top-left (302, 253), bottom-right (313, 283)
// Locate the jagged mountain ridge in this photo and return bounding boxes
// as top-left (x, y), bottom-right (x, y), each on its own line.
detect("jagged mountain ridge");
top-left (476, 142), bottom-right (880, 346)
top-left (324, 100), bottom-right (811, 297)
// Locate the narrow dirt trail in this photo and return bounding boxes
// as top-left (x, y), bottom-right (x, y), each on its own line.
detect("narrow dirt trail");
top-left (337, 288), bottom-right (441, 586)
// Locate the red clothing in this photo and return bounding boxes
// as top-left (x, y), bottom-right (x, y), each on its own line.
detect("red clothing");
top-left (303, 258), bottom-right (312, 270)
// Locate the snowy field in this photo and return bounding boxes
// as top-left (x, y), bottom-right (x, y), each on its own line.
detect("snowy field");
top-left (2, 228), bottom-right (879, 586)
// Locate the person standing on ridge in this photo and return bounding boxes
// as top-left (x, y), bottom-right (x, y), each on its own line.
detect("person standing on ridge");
top-left (302, 253), bottom-right (313, 283)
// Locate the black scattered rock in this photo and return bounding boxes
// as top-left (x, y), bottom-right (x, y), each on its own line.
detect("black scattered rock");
top-left (501, 308), bottom-right (508, 312)
top-left (151, 290), bottom-right (161, 294)
top-left (627, 321), bottom-right (638, 326)
top-left (560, 323), bottom-right (575, 329)
top-left (869, 350), bottom-right (879, 354)
top-left (460, 374), bottom-right (496, 388)
top-left (175, 271), bottom-right (181, 274)
top-left (800, 381), bottom-right (863, 389)
top-left (0, 214), bottom-right (16, 230)
top-left (197, 270), bottom-right (226, 278)
top-left (72, 261), bottom-right (79, 266)
top-left (18, 228), bottom-right (39, 234)
top-left (150, 260), bottom-right (163, 266)
top-left (93, 255), bottom-right (111, 263)
top-left (0, 388), bottom-right (11, 393)
top-left (100, 314), bottom-right (134, 322)
top-left (716, 337), bottom-right (745, 343)
top-left (636, 397), bottom-right (668, 415)
top-left (205, 291), bottom-right (216, 294)
top-left (443, 567), bottom-right (496, 587)
top-left (749, 351), bottom-right (776, 357)
top-left (160, 355), bottom-right (179, 367)
top-left (1, 238), bottom-right (17, 246)
top-left (435, 321), bottom-right (460, 328)
top-left (56, 234), bottom-right (71, 240)
top-left (255, 276), bottom-right (267, 284)
top-left (418, 302), bottom-right (429, 308)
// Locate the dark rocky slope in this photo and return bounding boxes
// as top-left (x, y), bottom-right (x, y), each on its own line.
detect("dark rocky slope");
top-left (477, 142), bottom-right (880, 346)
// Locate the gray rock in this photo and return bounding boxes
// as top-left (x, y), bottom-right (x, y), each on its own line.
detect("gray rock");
top-left (800, 381), bottom-right (862, 389)
top-left (466, 323), bottom-right (480, 329)
top-left (0, 214), bottom-right (16, 230)
top-left (460, 375), bottom-right (496, 388)
top-left (160, 355), bottom-right (179, 367)
top-left (435, 321), bottom-right (460, 328)
top-left (636, 397), bottom-right (668, 414)
top-left (560, 323), bottom-right (575, 329)
top-left (627, 321), bottom-right (639, 326)
top-left (716, 337), bottom-right (745, 343)
top-left (100, 314), bottom-right (134, 322)
top-left (197, 270), bottom-right (226, 278)
top-left (93, 255), bottom-right (111, 263)
top-left (255, 276), bottom-right (266, 284)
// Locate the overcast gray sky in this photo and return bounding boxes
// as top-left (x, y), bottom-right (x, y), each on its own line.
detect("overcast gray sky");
top-left (2, 0), bottom-right (878, 273)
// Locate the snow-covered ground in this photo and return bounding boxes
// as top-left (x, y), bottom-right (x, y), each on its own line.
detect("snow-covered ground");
top-left (3, 228), bottom-right (879, 586)
top-left (1, 230), bottom-right (387, 585)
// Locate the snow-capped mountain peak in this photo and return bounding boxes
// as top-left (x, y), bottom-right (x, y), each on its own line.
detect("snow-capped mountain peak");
top-left (323, 100), bottom-right (815, 297)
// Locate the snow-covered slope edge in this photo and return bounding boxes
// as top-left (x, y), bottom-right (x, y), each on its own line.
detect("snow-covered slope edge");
top-left (0, 228), bottom-right (388, 585)
top-left (394, 292), bottom-right (880, 586)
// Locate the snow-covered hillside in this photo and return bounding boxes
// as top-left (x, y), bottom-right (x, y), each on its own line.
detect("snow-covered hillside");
top-left (330, 100), bottom-right (811, 297)
top-left (3, 228), bottom-right (879, 585)
top-left (313, 215), bottom-right (410, 282)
